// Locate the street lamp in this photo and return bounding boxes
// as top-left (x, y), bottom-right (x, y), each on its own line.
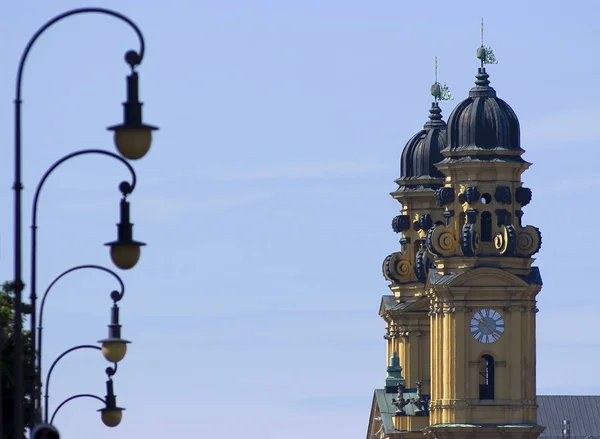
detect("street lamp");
top-left (107, 50), bottom-right (159, 160)
top-left (30, 151), bottom-right (138, 424)
top-left (37, 265), bottom-right (131, 423)
top-left (98, 302), bottom-right (131, 363)
top-left (48, 362), bottom-right (125, 428)
top-left (98, 377), bottom-right (125, 427)
top-left (105, 183), bottom-right (147, 270)
top-left (10, 7), bottom-right (156, 438)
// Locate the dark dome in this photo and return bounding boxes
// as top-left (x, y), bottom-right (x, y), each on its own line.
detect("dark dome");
top-left (398, 102), bottom-right (446, 184)
top-left (445, 68), bottom-right (522, 157)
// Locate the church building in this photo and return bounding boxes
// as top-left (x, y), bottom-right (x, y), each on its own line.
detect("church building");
top-left (366, 39), bottom-right (600, 439)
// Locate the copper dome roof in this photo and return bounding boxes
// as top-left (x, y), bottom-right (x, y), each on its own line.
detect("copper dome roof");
top-left (444, 68), bottom-right (524, 161)
top-left (398, 102), bottom-right (446, 186)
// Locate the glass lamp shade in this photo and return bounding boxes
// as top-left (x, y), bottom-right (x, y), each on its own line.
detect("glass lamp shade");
top-left (112, 126), bottom-right (153, 160)
top-left (100, 407), bottom-right (124, 427)
top-left (100, 340), bottom-right (129, 363)
top-left (109, 243), bottom-right (142, 270)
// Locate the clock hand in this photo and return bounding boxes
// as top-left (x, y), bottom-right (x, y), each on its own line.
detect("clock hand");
top-left (479, 318), bottom-right (499, 337)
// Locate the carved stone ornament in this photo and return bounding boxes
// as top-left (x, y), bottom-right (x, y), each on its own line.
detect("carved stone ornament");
top-left (392, 384), bottom-right (408, 415)
top-left (392, 215), bottom-right (411, 233)
top-left (494, 186), bottom-right (512, 204)
top-left (435, 187), bottom-right (455, 207)
top-left (419, 213), bottom-right (433, 231)
top-left (514, 225), bottom-right (542, 257)
top-left (463, 185), bottom-right (481, 204)
top-left (515, 187), bottom-right (532, 207)
top-left (414, 249), bottom-right (431, 282)
top-left (494, 224), bottom-right (517, 255)
top-left (460, 223), bottom-right (480, 256)
top-left (495, 208), bottom-right (509, 226)
top-left (383, 252), bottom-right (414, 283)
top-left (427, 224), bottom-right (458, 257)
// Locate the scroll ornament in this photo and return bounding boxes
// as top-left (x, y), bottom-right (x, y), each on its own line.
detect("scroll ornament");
top-left (435, 187), bottom-right (455, 207)
top-left (415, 249), bottom-right (432, 283)
top-left (426, 224), bottom-right (458, 257)
top-left (392, 215), bottom-right (411, 234)
top-left (494, 224), bottom-right (517, 255)
top-left (515, 187), bottom-right (532, 207)
top-left (494, 186), bottom-right (512, 205)
top-left (461, 224), bottom-right (480, 256)
top-left (383, 252), bottom-right (414, 284)
top-left (463, 185), bottom-right (481, 204)
top-left (515, 225), bottom-right (542, 257)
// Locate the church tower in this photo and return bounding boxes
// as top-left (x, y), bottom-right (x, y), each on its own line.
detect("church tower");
top-left (367, 27), bottom-right (545, 439)
top-left (367, 64), bottom-right (451, 439)
top-left (424, 42), bottom-right (543, 439)
top-left (382, 80), bottom-right (448, 394)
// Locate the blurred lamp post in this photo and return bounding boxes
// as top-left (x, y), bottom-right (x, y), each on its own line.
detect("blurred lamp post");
top-left (10, 7), bottom-right (157, 438)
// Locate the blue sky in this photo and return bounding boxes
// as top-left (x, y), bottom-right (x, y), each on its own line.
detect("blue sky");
top-left (0, 0), bottom-right (598, 438)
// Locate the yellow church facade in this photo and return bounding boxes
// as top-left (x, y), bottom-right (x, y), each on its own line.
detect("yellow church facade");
top-left (366, 45), bottom-right (546, 439)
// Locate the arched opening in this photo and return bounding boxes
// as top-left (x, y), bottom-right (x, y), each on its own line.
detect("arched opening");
top-left (481, 212), bottom-right (492, 242)
top-left (479, 354), bottom-right (495, 400)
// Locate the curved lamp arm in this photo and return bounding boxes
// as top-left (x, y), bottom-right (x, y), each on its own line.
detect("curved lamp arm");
top-left (16, 7), bottom-right (145, 100)
top-left (37, 264), bottom-right (125, 395)
top-left (43, 345), bottom-right (117, 423)
top-left (39, 264), bottom-right (125, 330)
top-left (12, 8), bottom-right (145, 431)
top-left (50, 394), bottom-right (105, 425)
top-left (31, 148), bottom-right (135, 306)
top-left (30, 149), bottom-right (135, 424)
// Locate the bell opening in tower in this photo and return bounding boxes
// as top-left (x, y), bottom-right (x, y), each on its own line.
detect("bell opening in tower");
top-left (479, 354), bottom-right (495, 400)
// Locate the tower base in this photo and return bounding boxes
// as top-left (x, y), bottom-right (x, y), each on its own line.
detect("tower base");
top-left (424, 423), bottom-right (544, 439)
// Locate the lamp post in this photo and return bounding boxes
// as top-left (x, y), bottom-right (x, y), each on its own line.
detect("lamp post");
top-left (11, 7), bottom-right (157, 438)
top-left (37, 264), bottom-right (130, 425)
top-left (43, 347), bottom-right (123, 427)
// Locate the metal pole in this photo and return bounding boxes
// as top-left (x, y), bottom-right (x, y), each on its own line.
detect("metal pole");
top-left (13, 93), bottom-right (24, 439)
top-left (12, 8), bottom-right (145, 432)
top-left (36, 263), bottom-right (126, 422)
top-left (30, 149), bottom-right (135, 421)
top-left (0, 325), bottom-right (4, 439)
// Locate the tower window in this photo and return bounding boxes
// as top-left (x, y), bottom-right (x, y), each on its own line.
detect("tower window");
top-left (481, 212), bottom-right (492, 242)
top-left (479, 354), bottom-right (495, 400)
top-left (481, 193), bottom-right (492, 204)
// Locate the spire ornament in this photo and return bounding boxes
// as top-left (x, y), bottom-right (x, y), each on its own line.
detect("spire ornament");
top-left (430, 56), bottom-right (453, 102)
top-left (476, 18), bottom-right (498, 67)
top-left (385, 352), bottom-right (406, 392)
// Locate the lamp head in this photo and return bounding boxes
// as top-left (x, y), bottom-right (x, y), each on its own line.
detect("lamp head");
top-left (98, 338), bottom-right (130, 363)
top-left (100, 407), bottom-right (124, 428)
top-left (106, 242), bottom-right (145, 270)
top-left (107, 69), bottom-right (158, 160)
top-left (99, 378), bottom-right (125, 427)
top-left (98, 304), bottom-right (131, 363)
top-left (105, 197), bottom-right (146, 270)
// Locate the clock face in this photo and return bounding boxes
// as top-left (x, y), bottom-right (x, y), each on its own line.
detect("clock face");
top-left (470, 309), bottom-right (504, 344)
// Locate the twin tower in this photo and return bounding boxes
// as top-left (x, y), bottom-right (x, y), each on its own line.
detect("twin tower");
top-left (366, 48), bottom-right (544, 439)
